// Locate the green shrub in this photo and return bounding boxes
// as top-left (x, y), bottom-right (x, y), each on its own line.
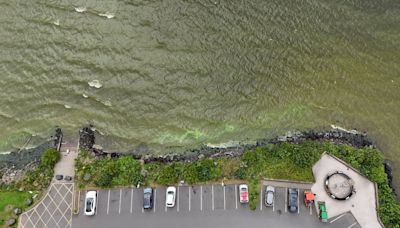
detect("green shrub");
top-left (91, 156), bottom-right (144, 188)
top-left (40, 148), bottom-right (60, 168)
top-left (157, 164), bottom-right (181, 185)
top-left (248, 180), bottom-right (259, 211)
top-left (113, 156), bottom-right (143, 186)
top-left (233, 168), bottom-right (246, 180)
top-left (181, 163), bottom-right (198, 184)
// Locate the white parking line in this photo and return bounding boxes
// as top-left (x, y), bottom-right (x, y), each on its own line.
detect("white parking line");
top-left (260, 186), bottom-right (263, 211)
top-left (130, 189), bottom-right (133, 214)
top-left (272, 198), bottom-right (275, 212)
top-left (177, 186), bottom-right (180, 212)
top-left (200, 186), bottom-right (203, 211)
top-left (330, 213), bottom-right (346, 223)
top-left (309, 204), bottom-right (312, 215)
top-left (95, 191), bottom-right (98, 215)
top-left (235, 184), bottom-right (238, 210)
top-left (297, 190), bottom-right (300, 214)
top-left (212, 185), bottom-right (214, 211)
top-left (284, 188), bottom-right (287, 213)
top-left (153, 189), bottom-right (156, 213)
top-left (107, 190), bottom-right (110, 215)
top-left (142, 207), bottom-right (144, 213)
top-left (165, 189), bottom-right (167, 212)
top-left (348, 222), bottom-right (357, 228)
top-left (119, 189), bottom-right (122, 214)
top-left (223, 186), bottom-right (226, 210)
top-left (189, 186), bottom-right (191, 212)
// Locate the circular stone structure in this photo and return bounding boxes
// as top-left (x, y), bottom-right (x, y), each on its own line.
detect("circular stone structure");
top-left (324, 171), bottom-right (355, 200)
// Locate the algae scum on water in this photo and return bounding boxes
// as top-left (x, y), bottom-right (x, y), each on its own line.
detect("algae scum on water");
top-left (0, 0), bottom-right (399, 188)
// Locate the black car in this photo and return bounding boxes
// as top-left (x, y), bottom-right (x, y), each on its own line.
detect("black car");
top-left (143, 187), bottom-right (153, 209)
top-left (287, 188), bottom-right (298, 213)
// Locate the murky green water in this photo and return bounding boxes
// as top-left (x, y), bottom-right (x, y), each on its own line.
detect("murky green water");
top-left (0, 0), bottom-right (399, 186)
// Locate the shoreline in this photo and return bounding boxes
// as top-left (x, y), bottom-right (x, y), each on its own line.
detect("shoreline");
top-left (0, 126), bottom-right (396, 196)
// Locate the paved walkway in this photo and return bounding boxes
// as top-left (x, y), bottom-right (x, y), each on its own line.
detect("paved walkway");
top-left (54, 138), bottom-right (79, 180)
top-left (19, 137), bottom-right (78, 228)
top-left (311, 153), bottom-right (382, 228)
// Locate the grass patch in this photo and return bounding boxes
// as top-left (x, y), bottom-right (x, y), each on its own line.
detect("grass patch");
top-left (0, 191), bottom-right (33, 227)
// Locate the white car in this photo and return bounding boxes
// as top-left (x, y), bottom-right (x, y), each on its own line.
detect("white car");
top-left (165, 186), bottom-right (176, 208)
top-left (84, 191), bottom-right (97, 216)
top-left (239, 184), bottom-right (249, 203)
top-left (265, 186), bottom-right (275, 207)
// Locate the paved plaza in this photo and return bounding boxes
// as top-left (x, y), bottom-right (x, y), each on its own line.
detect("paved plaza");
top-left (311, 153), bottom-right (383, 228)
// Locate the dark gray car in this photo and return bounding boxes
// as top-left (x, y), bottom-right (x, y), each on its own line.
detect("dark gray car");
top-left (287, 188), bottom-right (298, 213)
top-left (143, 187), bottom-right (153, 209)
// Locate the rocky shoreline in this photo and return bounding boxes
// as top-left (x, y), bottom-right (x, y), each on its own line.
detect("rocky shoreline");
top-left (79, 126), bottom-right (375, 162)
top-left (0, 128), bottom-right (62, 185)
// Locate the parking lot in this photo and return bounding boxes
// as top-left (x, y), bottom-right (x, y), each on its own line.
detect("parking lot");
top-left (72, 184), bottom-right (360, 228)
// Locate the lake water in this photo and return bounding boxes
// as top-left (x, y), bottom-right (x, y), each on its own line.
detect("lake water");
top-left (0, 0), bottom-right (399, 188)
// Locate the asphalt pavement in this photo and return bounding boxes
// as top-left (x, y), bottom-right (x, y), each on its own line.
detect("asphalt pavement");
top-left (72, 184), bottom-right (360, 228)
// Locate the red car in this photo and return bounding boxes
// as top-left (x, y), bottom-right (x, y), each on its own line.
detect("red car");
top-left (239, 184), bottom-right (249, 203)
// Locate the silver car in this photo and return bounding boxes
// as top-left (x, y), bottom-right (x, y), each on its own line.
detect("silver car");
top-left (264, 186), bottom-right (275, 207)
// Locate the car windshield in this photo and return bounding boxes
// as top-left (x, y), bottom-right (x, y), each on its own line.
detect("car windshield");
top-left (86, 198), bottom-right (93, 212)
top-left (167, 191), bottom-right (174, 194)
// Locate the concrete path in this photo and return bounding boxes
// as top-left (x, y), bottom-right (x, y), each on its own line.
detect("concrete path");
top-left (54, 138), bottom-right (79, 180)
top-left (19, 137), bottom-right (78, 228)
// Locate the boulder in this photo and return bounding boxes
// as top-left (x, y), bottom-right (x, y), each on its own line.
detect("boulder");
top-left (6, 218), bottom-right (16, 226)
top-left (55, 175), bottom-right (63, 180)
top-left (64, 176), bottom-right (72, 181)
top-left (14, 208), bottom-right (22, 215)
top-left (25, 198), bottom-right (33, 206)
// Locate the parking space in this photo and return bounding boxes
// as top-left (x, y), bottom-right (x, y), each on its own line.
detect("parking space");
top-left (73, 184), bottom-right (360, 228)
top-left (155, 186), bottom-right (166, 213)
top-left (178, 186), bottom-right (190, 212)
top-left (119, 188), bottom-right (132, 215)
top-left (201, 185), bottom-right (212, 211)
top-left (329, 212), bottom-right (361, 228)
top-left (274, 187), bottom-right (287, 213)
top-left (225, 184), bottom-right (236, 210)
top-left (190, 185), bottom-right (202, 212)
